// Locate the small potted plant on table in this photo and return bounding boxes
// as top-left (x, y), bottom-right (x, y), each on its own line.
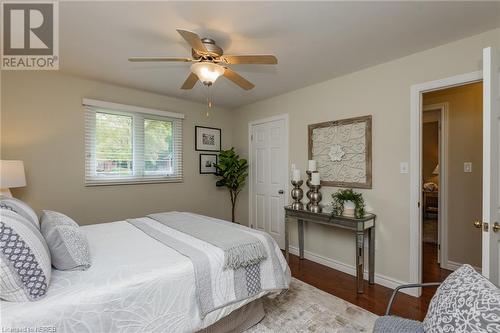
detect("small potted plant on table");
top-left (331, 188), bottom-right (365, 219)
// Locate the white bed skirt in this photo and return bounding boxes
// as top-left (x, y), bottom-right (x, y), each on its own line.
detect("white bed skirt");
top-left (197, 299), bottom-right (264, 333)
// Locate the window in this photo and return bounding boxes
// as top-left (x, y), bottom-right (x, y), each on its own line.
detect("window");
top-left (84, 99), bottom-right (183, 185)
top-left (95, 112), bottom-right (133, 177)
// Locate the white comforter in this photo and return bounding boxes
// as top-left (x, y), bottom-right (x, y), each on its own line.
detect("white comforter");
top-left (1, 219), bottom-right (289, 333)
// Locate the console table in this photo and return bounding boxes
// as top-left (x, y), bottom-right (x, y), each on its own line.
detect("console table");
top-left (284, 206), bottom-right (376, 294)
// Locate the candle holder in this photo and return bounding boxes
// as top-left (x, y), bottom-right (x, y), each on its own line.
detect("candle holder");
top-left (306, 171), bottom-right (313, 210)
top-left (309, 185), bottom-right (323, 213)
top-left (290, 180), bottom-right (304, 210)
top-left (306, 170), bottom-right (320, 211)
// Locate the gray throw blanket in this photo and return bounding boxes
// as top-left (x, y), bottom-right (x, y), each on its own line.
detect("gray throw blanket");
top-left (148, 212), bottom-right (267, 270)
top-left (127, 212), bottom-right (290, 318)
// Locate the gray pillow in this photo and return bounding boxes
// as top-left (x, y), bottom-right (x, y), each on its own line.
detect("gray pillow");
top-left (0, 196), bottom-right (39, 229)
top-left (40, 210), bottom-right (91, 271)
top-left (423, 264), bottom-right (500, 332)
top-left (373, 316), bottom-right (424, 333)
top-left (0, 209), bottom-right (51, 301)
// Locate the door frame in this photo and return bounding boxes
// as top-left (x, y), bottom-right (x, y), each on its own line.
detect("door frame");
top-left (409, 71), bottom-right (482, 297)
top-left (422, 102), bottom-right (449, 269)
top-left (248, 114), bottom-right (290, 239)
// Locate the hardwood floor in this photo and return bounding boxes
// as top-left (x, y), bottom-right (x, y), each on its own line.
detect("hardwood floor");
top-left (422, 242), bottom-right (452, 283)
top-left (287, 242), bottom-right (452, 321)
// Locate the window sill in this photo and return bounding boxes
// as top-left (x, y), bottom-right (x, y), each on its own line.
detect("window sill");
top-left (85, 178), bottom-right (183, 186)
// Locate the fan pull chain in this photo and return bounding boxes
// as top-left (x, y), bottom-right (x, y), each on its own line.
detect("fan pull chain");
top-left (205, 84), bottom-right (214, 117)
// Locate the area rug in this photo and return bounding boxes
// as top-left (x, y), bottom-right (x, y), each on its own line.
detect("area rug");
top-left (247, 278), bottom-right (377, 332)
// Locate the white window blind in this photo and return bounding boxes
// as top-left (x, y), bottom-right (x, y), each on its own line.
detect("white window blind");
top-left (83, 99), bottom-right (183, 185)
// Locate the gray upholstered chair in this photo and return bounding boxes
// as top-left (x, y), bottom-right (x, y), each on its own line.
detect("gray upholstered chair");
top-left (373, 265), bottom-right (500, 333)
top-left (373, 282), bottom-right (439, 333)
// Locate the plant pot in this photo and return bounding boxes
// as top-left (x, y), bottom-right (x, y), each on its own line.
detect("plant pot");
top-left (343, 200), bottom-right (355, 217)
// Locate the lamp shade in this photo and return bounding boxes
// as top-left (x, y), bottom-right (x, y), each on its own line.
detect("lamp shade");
top-left (432, 164), bottom-right (439, 175)
top-left (190, 62), bottom-right (225, 84)
top-left (0, 160), bottom-right (26, 188)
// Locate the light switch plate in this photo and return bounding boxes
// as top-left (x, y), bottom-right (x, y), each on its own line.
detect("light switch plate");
top-left (464, 162), bottom-right (472, 173)
top-left (400, 162), bottom-right (409, 174)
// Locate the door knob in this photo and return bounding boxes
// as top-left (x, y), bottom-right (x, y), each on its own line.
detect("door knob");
top-left (473, 220), bottom-right (483, 228)
top-left (278, 190), bottom-right (284, 194)
top-left (493, 222), bottom-right (500, 233)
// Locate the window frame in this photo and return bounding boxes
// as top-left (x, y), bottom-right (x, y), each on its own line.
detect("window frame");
top-left (83, 99), bottom-right (184, 186)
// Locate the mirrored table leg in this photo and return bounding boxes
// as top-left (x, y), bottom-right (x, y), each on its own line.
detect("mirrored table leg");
top-left (356, 230), bottom-right (365, 294)
top-left (368, 225), bottom-right (375, 284)
top-left (298, 219), bottom-right (304, 259)
top-left (285, 217), bottom-right (290, 262)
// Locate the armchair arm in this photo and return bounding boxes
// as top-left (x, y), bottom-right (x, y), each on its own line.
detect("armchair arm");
top-left (385, 282), bottom-right (441, 315)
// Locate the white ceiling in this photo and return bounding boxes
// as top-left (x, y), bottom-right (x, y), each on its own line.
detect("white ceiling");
top-left (60, 1), bottom-right (500, 109)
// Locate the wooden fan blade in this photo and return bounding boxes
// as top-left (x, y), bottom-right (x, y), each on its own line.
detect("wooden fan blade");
top-left (220, 55), bottom-right (277, 65)
top-left (181, 72), bottom-right (198, 90)
top-left (223, 68), bottom-right (255, 90)
top-left (176, 29), bottom-right (208, 54)
top-left (128, 57), bottom-right (194, 62)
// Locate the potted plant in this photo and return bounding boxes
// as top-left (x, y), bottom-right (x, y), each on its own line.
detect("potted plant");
top-left (215, 148), bottom-right (248, 223)
top-left (331, 188), bottom-right (365, 218)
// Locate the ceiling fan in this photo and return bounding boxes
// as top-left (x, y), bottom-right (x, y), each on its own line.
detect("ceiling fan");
top-left (128, 29), bottom-right (278, 91)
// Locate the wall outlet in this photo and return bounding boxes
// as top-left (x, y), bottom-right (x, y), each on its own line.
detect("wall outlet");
top-left (464, 162), bottom-right (472, 173)
top-left (400, 162), bottom-right (409, 174)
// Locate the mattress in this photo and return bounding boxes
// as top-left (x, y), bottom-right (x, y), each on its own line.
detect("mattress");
top-left (1, 220), bottom-right (288, 332)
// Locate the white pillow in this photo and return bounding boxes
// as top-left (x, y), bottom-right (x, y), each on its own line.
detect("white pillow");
top-left (40, 210), bottom-right (91, 271)
top-left (0, 196), bottom-right (39, 229)
top-left (0, 209), bottom-right (51, 301)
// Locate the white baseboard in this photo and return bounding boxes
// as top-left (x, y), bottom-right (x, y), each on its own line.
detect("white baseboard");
top-left (288, 246), bottom-right (418, 297)
top-left (443, 260), bottom-right (482, 273)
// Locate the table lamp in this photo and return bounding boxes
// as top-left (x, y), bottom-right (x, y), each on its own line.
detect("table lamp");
top-left (432, 164), bottom-right (439, 175)
top-left (0, 160), bottom-right (26, 197)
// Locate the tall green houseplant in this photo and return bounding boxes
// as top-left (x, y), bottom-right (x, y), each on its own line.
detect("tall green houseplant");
top-left (215, 148), bottom-right (249, 222)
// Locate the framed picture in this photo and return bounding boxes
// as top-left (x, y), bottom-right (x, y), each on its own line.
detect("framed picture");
top-left (199, 154), bottom-right (218, 174)
top-left (195, 126), bottom-right (221, 151)
top-left (308, 115), bottom-right (372, 189)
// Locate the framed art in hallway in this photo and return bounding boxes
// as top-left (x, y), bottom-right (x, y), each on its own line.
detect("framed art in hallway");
top-left (195, 126), bottom-right (221, 151)
top-left (199, 154), bottom-right (218, 174)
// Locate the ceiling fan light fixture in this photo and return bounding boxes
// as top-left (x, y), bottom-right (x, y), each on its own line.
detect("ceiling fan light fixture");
top-left (131, 29), bottom-right (276, 91)
top-left (190, 62), bottom-right (225, 84)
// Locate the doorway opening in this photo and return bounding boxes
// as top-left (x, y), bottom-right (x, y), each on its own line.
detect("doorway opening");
top-left (421, 82), bottom-right (483, 286)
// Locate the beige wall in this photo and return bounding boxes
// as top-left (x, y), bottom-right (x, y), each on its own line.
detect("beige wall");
top-left (423, 82), bottom-right (483, 268)
top-left (422, 121), bottom-right (439, 185)
top-left (0, 71), bottom-right (235, 225)
top-left (232, 28), bottom-right (499, 283)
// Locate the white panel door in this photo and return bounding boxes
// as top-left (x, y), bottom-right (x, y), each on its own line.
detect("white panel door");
top-left (251, 118), bottom-right (287, 248)
top-left (482, 46), bottom-right (500, 285)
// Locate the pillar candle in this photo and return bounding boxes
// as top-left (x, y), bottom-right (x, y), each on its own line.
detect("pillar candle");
top-left (311, 172), bottom-right (320, 185)
top-left (292, 169), bottom-right (301, 181)
top-left (308, 160), bottom-right (317, 171)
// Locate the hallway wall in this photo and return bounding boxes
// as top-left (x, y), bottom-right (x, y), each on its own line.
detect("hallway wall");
top-left (423, 82), bottom-right (483, 269)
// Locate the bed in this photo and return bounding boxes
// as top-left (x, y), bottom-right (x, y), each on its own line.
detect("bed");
top-left (1, 212), bottom-right (291, 333)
